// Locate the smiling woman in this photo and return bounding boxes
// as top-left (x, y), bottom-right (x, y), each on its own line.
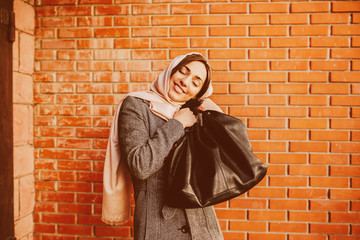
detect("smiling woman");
top-left (102, 53), bottom-right (224, 240)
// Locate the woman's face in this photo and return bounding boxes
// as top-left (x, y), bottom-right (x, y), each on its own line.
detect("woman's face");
top-left (168, 61), bottom-right (207, 102)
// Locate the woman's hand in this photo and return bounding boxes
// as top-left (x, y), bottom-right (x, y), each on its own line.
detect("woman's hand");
top-left (197, 98), bottom-right (223, 112)
top-left (174, 108), bottom-right (197, 128)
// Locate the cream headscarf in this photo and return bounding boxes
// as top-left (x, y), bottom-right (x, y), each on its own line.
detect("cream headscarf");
top-left (101, 52), bottom-right (213, 225)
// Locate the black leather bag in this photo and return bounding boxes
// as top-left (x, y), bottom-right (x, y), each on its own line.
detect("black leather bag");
top-left (165, 110), bottom-right (267, 208)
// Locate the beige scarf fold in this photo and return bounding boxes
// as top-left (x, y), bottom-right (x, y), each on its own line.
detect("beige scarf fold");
top-left (102, 52), bottom-right (213, 225)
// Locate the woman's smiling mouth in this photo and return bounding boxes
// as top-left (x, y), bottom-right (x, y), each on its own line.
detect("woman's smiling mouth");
top-left (174, 83), bottom-right (185, 94)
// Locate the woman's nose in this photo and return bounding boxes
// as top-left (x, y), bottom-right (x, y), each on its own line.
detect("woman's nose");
top-left (180, 76), bottom-right (190, 87)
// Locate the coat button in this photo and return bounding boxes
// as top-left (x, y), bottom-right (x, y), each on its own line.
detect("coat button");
top-left (180, 225), bottom-right (189, 233)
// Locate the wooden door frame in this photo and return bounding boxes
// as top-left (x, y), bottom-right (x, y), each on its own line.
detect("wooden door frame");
top-left (0, 0), bottom-right (15, 239)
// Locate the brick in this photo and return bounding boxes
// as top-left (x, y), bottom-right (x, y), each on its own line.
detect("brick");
top-left (115, 16), bottom-right (149, 26)
top-left (249, 187), bottom-right (287, 198)
top-left (249, 118), bottom-right (286, 128)
top-left (353, 61), bottom-right (360, 70)
top-left (209, 49), bottom-right (246, 59)
top-left (251, 141), bottom-right (287, 152)
top-left (270, 222), bottom-right (307, 233)
top-left (40, 105), bottom-right (75, 116)
top-left (290, 142), bottom-right (329, 152)
top-left (250, 3), bottom-right (288, 13)
top-left (289, 72), bottom-right (328, 83)
top-left (40, 84), bottom-right (74, 94)
top-left (269, 130), bottom-right (307, 140)
top-left (41, 61), bottom-right (75, 71)
top-left (270, 14), bottom-right (308, 25)
top-left (132, 4), bottom-right (167, 15)
top-left (210, 26), bottom-right (246, 36)
top-left (230, 221), bottom-right (267, 232)
top-left (270, 37), bottom-right (308, 48)
top-left (34, 224), bottom-right (56, 234)
top-left (152, 16), bottom-right (188, 25)
top-left (210, 3), bottom-right (246, 13)
top-left (42, 17), bottom-right (75, 27)
top-left (94, 226), bottom-right (130, 237)
top-left (310, 223), bottom-right (349, 234)
top-left (310, 130), bottom-right (349, 141)
top-left (332, 2), bottom-right (360, 12)
top-left (210, 95), bottom-right (245, 105)
top-left (132, 27), bottom-right (167, 37)
top-left (289, 165), bottom-right (327, 176)
top-left (269, 153), bottom-right (307, 164)
top-left (249, 233), bottom-right (286, 240)
top-left (58, 6), bottom-right (91, 16)
top-left (331, 96), bottom-right (360, 106)
top-left (215, 209), bottom-right (246, 220)
top-left (191, 38), bottom-right (228, 48)
top-left (331, 142), bottom-right (360, 153)
top-left (77, 150), bottom-right (106, 160)
top-left (289, 188), bottom-right (328, 199)
top-left (230, 107), bottom-right (266, 117)
top-left (311, 37), bottom-right (349, 47)
top-left (331, 212), bottom-right (360, 223)
top-left (269, 199), bottom-right (307, 210)
top-left (40, 148), bottom-right (75, 160)
top-left (291, 2), bottom-right (330, 13)
top-left (94, 27), bottom-right (129, 38)
top-left (229, 198), bottom-right (267, 209)
top-left (271, 61), bottom-right (308, 70)
top-left (212, 72), bottom-right (246, 82)
top-left (57, 95), bottom-right (91, 105)
top-left (270, 84), bottom-right (307, 94)
top-left (290, 96), bottom-right (328, 106)
top-left (230, 83), bottom-right (267, 94)
top-left (57, 50), bottom-right (92, 60)
top-left (231, 61), bottom-right (268, 71)
top-left (114, 39), bottom-right (150, 49)
top-left (249, 95), bottom-right (286, 105)
top-left (250, 26), bottom-right (288, 36)
top-left (311, 83), bottom-right (349, 94)
top-left (78, 39), bottom-right (113, 49)
top-left (311, 60), bottom-right (349, 71)
top-left (310, 200), bottom-right (349, 211)
top-left (171, 4), bottom-right (207, 14)
top-left (310, 153), bottom-right (348, 165)
top-left (43, 0), bottom-right (76, 4)
top-left (331, 166), bottom-right (360, 178)
top-left (132, 50), bottom-right (167, 60)
top-left (289, 211), bottom-right (327, 222)
top-left (291, 26), bottom-right (329, 36)
top-left (76, 128), bottom-right (110, 138)
top-left (230, 14), bottom-right (267, 25)
top-left (59, 203), bottom-right (91, 214)
top-left (311, 13), bottom-right (350, 24)
top-left (331, 48), bottom-right (360, 59)
top-left (170, 26), bottom-right (207, 37)
top-left (270, 176), bottom-right (307, 187)
top-left (290, 49), bottom-right (328, 59)
top-left (78, 16), bottom-right (113, 26)
top-left (249, 49), bottom-right (287, 59)
top-left (36, 6), bottom-right (56, 17)
top-left (94, 50), bottom-right (130, 60)
top-left (58, 225), bottom-right (92, 235)
top-left (331, 72), bottom-right (360, 83)
top-left (248, 210), bottom-right (286, 221)
top-left (231, 38), bottom-right (268, 48)
top-left (94, 5), bottom-right (129, 15)
top-left (310, 177), bottom-right (349, 188)
top-left (42, 192), bottom-right (75, 203)
top-left (191, 15), bottom-right (227, 25)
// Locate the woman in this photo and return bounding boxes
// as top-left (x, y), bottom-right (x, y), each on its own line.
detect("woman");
top-left (102, 52), bottom-right (224, 240)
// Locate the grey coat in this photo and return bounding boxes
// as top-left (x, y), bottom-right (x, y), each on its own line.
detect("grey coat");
top-left (118, 96), bottom-right (223, 240)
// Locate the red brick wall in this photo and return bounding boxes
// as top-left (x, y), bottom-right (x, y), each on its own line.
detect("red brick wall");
top-left (34, 1), bottom-right (360, 239)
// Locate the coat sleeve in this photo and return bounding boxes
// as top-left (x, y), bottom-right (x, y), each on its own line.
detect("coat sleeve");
top-left (118, 96), bottom-right (184, 180)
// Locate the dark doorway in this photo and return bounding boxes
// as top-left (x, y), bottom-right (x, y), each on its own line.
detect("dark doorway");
top-left (0, 0), bottom-right (15, 239)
